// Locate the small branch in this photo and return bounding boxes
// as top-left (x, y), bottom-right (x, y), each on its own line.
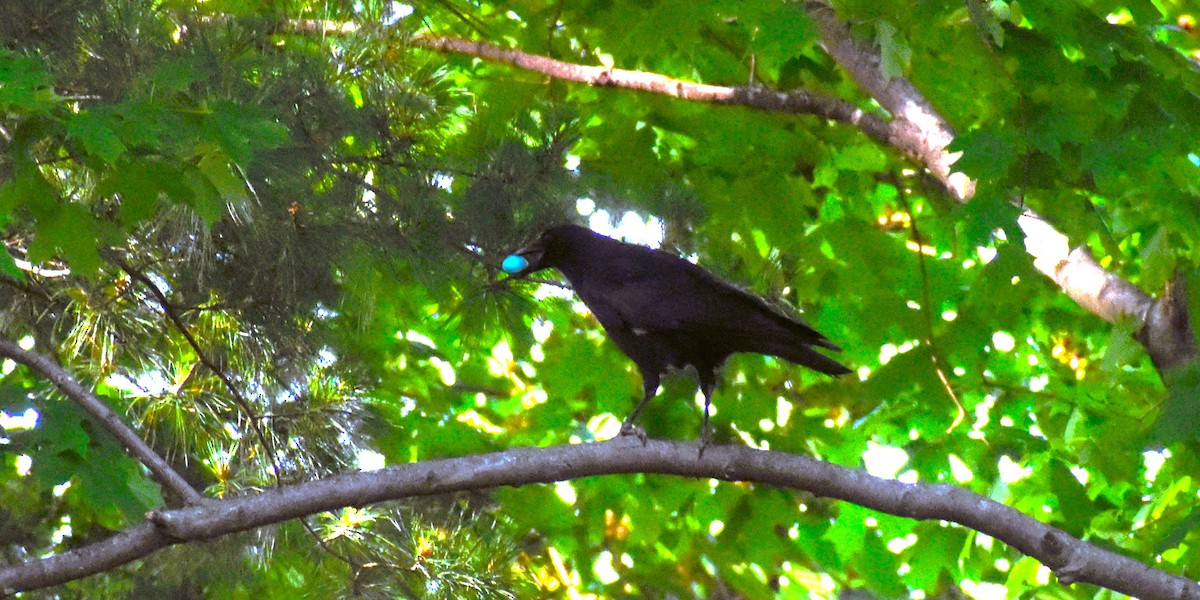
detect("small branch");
top-left (326, 166), bottom-right (399, 207)
top-left (112, 257), bottom-right (361, 572)
top-left (410, 35), bottom-right (895, 146)
top-left (1, 438), bottom-right (1195, 597)
top-left (0, 341), bottom-right (203, 506)
top-left (896, 188), bottom-right (964, 429)
top-left (0, 274), bottom-right (67, 311)
top-left (299, 517), bottom-right (360, 572)
top-left (111, 257), bottom-right (281, 482)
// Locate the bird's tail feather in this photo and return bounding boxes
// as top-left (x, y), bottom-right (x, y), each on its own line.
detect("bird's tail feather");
top-left (762, 341), bottom-right (853, 376)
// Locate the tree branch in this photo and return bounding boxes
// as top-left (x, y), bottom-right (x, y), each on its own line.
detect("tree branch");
top-left (111, 256), bottom-right (282, 482)
top-left (404, 12), bottom-right (1199, 374)
top-left (803, 0), bottom-right (973, 201)
top-left (1018, 212), bottom-right (1199, 370)
top-left (409, 35), bottom-right (895, 146)
top-left (799, 0), bottom-right (1198, 371)
top-left (0, 342), bottom-right (203, 506)
top-left (289, 15), bottom-right (1200, 368)
top-left (0, 438), bottom-right (1194, 597)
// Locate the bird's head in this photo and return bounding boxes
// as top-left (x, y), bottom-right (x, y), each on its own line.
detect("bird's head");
top-left (501, 224), bottom-right (595, 277)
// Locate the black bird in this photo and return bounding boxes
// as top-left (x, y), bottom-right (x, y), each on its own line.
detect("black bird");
top-left (503, 224), bottom-right (851, 440)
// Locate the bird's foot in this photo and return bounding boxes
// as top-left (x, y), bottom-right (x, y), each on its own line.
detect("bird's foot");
top-left (618, 421), bottom-right (648, 445)
top-left (697, 427), bottom-right (712, 459)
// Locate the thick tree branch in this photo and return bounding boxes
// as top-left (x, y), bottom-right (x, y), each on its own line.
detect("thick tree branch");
top-left (293, 16), bottom-right (1199, 367)
top-left (0, 438), bottom-right (1194, 597)
top-left (404, 12), bottom-right (1199, 373)
top-left (1138, 275), bottom-right (1200, 370)
top-left (799, 0), bottom-right (1198, 371)
top-left (1019, 212), bottom-right (1200, 369)
top-left (1018, 212), bottom-right (1151, 313)
top-left (803, 0), bottom-right (973, 201)
top-left (0, 342), bottom-right (202, 505)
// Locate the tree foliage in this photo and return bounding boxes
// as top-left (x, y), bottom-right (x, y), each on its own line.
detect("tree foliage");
top-left (1, 0), bottom-right (1200, 597)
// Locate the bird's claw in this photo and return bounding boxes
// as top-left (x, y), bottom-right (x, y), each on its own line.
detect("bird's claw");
top-left (697, 427), bottom-right (712, 459)
top-left (618, 422), bottom-right (648, 445)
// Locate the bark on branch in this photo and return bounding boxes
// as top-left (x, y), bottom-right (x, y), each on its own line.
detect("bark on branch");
top-left (0, 342), bottom-right (202, 505)
top-left (0, 438), bottom-right (1195, 598)
top-left (803, 0), bottom-right (974, 201)
top-left (410, 35), bottom-right (895, 145)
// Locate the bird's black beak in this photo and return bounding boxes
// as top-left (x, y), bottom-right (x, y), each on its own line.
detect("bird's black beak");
top-left (501, 243), bottom-right (544, 277)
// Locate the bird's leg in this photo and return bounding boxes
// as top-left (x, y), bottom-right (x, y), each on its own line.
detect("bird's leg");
top-left (698, 386), bottom-right (714, 458)
top-left (619, 374), bottom-right (659, 442)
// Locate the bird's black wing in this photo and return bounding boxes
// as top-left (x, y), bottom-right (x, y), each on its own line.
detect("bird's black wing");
top-left (580, 250), bottom-right (835, 357)
top-left (597, 252), bottom-right (840, 349)
top-left (559, 237), bottom-right (849, 376)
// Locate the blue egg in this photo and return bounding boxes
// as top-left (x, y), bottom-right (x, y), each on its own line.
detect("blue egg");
top-left (502, 254), bottom-right (529, 273)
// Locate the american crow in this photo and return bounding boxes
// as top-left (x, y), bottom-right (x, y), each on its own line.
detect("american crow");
top-left (503, 224), bottom-right (850, 441)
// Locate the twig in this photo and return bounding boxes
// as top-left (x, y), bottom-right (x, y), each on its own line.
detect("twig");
top-left (0, 341), bottom-right (202, 505)
top-left (300, 517), bottom-right (360, 571)
top-left (325, 165), bottom-right (400, 207)
top-left (111, 257), bottom-right (368, 572)
top-left (111, 257), bottom-right (281, 483)
top-left (896, 187), bottom-right (965, 430)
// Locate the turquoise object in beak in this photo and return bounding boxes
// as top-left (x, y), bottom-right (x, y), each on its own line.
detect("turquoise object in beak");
top-left (502, 254), bottom-right (529, 273)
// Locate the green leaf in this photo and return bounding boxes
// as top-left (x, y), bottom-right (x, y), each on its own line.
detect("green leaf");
top-left (26, 399), bottom-right (92, 459)
top-left (1098, 316), bottom-right (1141, 373)
top-left (904, 525), bottom-right (968, 591)
top-left (28, 204), bottom-right (103, 276)
top-left (67, 110), bottom-right (127, 165)
top-left (835, 144), bottom-right (888, 173)
top-left (71, 436), bottom-right (159, 526)
top-left (967, 0), bottom-right (1005, 47)
top-left (95, 158), bottom-right (196, 224)
top-left (146, 59), bottom-right (202, 92)
top-left (824, 503), bottom-right (868, 560)
top-left (0, 158), bottom-right (58, 216)
top-left (580, 119), bottom-right (663, 187)
top-left (0, 52), bottom-right (60, 114)
top-left (755, 4), bottom-right (817, 63)
top-left (876, 22), bottom-right (912, 81)
top-left (207, 101), bottom-right (290, 163)
top-left (0, 384), bottom-right (31, 411)
top-left (1152, 361), bottom-right (1200, 444)
top-left (1047, 460), bottom-right (1095, 535)
top-left (1138, 227), bottom-right (1174, 291)
top-left (949, 128), bottom-right (1020, 182)
top-left (1005, 556), bottom-right (1043, 596)
top-left (197, 151), bottom-right (249, 206)
top-left (955, 188), bottom-right (1020, 248)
